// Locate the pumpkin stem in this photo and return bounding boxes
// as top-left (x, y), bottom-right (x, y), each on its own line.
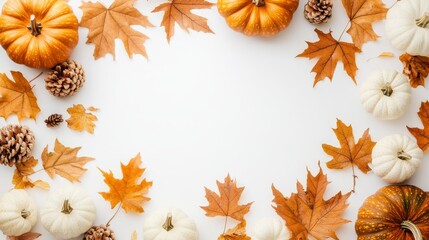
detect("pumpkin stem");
top-left (381, 84), bottom-right (393, 97)
top-left (27, 15), bottom-right (42, 37)
top-left (61, 200), bottom-right (73, 214)
top-left (252, 0), bottom-right (265, 7)
top-left (162, 213), bottom-right (174, 231)
top-left (401, 220), bottom-right (423, 240)
top-left (416, 12), bottom-right (429, 28)
top-left (398, 150), bottom-right (412, 161)
top-left (21, 210), bottom-right (30, 219)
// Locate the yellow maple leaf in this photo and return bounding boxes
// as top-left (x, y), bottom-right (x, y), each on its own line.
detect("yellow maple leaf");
top-left (66, 104), bottom-right (98, 134)
top-left (13, 157), bottom-right (50, 190)
top-left (99, 153), bottom-right (152, 213)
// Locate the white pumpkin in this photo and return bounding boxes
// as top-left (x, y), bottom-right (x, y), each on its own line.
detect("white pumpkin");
top-left (371, 134), bottom-right (423, 183)
top-left (143, 208), bottom-right (198, 240)
top-left (0, 189), bottom-right (37, 236)
top-left (41, 186), bottom-right (96, 239)
top-left (386, 0), bottom-right (429, 56)
top-left (360, 69), bottom-right (411, 120)
top-left (252, 218), bottom-right (290, 240)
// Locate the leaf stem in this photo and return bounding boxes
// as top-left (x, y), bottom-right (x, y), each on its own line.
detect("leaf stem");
top-left (338, 20), bottom-right (351, 42)
top-left (29, 72), bottom-right (43, 83)
top-left (106, 203), bottom-right (122, 227)
top-left (351, 163), bottom-right (357, 193)
top-left (223, 216), bottom-right (228, 234)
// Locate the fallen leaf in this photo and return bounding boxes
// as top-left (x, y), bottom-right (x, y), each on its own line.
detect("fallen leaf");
top-left (272, 164), bottom-right (351, 240)
top-left (218, 221), bottom-right (251, 240)
top-left (297, 29), bottom-right (361, 86)
top-left (201, 174), bottom-right (253, 221)
top-left (13, 157), bottom-right (49, 190)
top-left (66, 104), bottom-right (98, 134)
top-left (99, 153), bottom-right (152, 213)
top-left (367, 52), bottom-right (394, 61)
top-left (342, 0), bottom-right (388, 48)
top-left (0, 71), bottom-right (40, 121)
top-left (131, 231), bottom-right (137, 240)
top-left (7, 232), bottom-right (41, 240)
top-left (400, 53), bottom-right (429, 88)
top-left (152, 0), bottom-right (214, 43)
top-left (80, 0), bottom-right (153, 59)
top-left (407, 101), bottom-right (429, 151)
top-left (42, 139), bottom-right (95, 182)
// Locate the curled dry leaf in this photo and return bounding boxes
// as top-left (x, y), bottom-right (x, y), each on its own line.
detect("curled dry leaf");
top-left (218, 221), bottom-right (251, 240)
top-left (7, 232), bottom-right (41, 240)
top-left (131, 231), bottom-right (137, 240)
top-left (400, 53), bottom-right (429, 88)
top-left (367, 52), bottom-right (394, 61)
top-left (66, 104), bottom-right (98, 134)
top-left (407, 101), bottom-right (429, 151)
top-left (13, 157), bottom-right (49, 190)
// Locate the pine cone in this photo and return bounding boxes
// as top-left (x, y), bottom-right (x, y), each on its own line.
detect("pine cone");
top-left (83, 225), bottom-right (116, 240)
top-left (45, 60), bottom-right (85, 97)
top-left (0, 125), bottom-right (35, 167)
top-left (45, 114), bottom-right (64, 128)
top-left (304, 0), bottom-right (333, 24)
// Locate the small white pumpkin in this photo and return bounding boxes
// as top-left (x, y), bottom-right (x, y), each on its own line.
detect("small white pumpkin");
top-left (360, 69), bottom-right (411, 120)
top-left (372, 134), bottom-right (423, 183)
top-left (41, 186), bottom-right (96, 239)
top-left (252, 218), bottom-right (290, 240)
top-left (143, 208), bottom-right (198, 240)
top-left (386, 0), bottom-right (429, 56)
top-left (0, 189), bottom-right (37, 236)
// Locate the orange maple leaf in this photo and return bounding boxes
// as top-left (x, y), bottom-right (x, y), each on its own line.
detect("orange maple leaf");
top-left (152, 0), bottom-right (214, 43)
top-left (297, 29), bottom-right (361, 86)
top-left (7, 232), bottom-right (41, 240)
top-left (408, 101), bottom-right (429, 151)
top-left (41, 139), bottom-right (95, 182)
top-left (218, 221), bottom-right (251, 240)
top-left (66, 104), bottom-right (98, 134)
top-left (80, 0), bottom-right (153, 59)
top-left (13, 157), bottom-right (49, 190)
top-left (99, 153), bottom-right (152, 213)
top-left (272, 165), bottom-right (351, 240)
top-left (400, 53), bottom-right (429, 88)
top-left (201, 174), bottom-right (252, 221)
top-left (342, 0), bottom-right (388, 48)
top-left (0, 72), bottom-right (40, 121)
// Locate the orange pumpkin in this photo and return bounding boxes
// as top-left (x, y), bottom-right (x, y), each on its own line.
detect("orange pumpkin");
top-left (0, 0), bottom-right (79, 69)
top-left (355, 185), bottom-right (429, 240)
top-left (217, 0), bottom-right (299, 36)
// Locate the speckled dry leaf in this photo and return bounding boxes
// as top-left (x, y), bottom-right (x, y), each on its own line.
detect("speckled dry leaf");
top-left (131, 231), bottom-right (137, 240)
top-left (342, 0), bottom-right (388, 48)
top-left (272, 165), bottom-right (351, 240)
top-left (0, 71), bottom-right (40, 121)
top-left (80, 0), bottom-right (153, 59)
top-left (13, 157), bottom-right (49, 190)
top-left (201, 174), bottom-right (253, 221)
top-left (99, 153), bottom-right (152, 213)
top-left (218, 221), bottom-right (251, 240)
top-left (298, 29), bottom-right (361, 86)
top-left (408, 101), bottom-right (429, 151)
top-left (7, 232), bottom-right (41, 240)
top-left (66, 104), bottom-right (98, 134)
top-left (400, 53), bottom-right (429, 88)
top-left (42, 139), bottom-right (95, 182)
top-left (152, 0), bottom-right (214, 43)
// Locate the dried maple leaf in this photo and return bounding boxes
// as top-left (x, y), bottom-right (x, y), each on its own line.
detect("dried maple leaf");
top-left (218, 221), bottom-right (251, 240)
top-left (272, 165), bottom-right (351, 240)
top-left (400, 53), bottom-right (429, 88)
top-left (41, 139), bottom-right (95, 182)
top-left (408, 101), bottom-right (429, 151)
top-left (13, 157), bottom-right (49, 190)
top-left (80, 0), bottom-right (153, 59)
top-left (7, 232), bottom-right (41, 240)
top-left (66, 104), bottom-right (98, 134)
top-left (0, 71), bottom-right (40, 121)
top-left (99, 153), bottom-right (152, 213)
top-left (297, 29), bottom-right (361, 86)
top-left (342, 0), bottom-right (388, 48)
top-left (322, 119), bottom-right (375, 192)
top-left (152, 0), bottom-right (214, 43)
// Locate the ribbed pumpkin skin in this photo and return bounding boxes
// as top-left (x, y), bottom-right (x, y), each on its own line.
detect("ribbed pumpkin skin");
top-left (217, 0), bottom-right (299, 36)
top-left (0, 0), bottom-right (79, 69)
top-left (355, 185), bottom-right (429, 239)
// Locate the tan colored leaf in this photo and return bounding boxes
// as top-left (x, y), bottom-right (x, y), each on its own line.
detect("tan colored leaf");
top-left (367, 52), bottom-right (394, 61)
top-left (99, 153), bottom-right (152, 213)
top-left (297, 29), bottom-right (361, 86)
top-left (152, 0), bottom-right (214, 43)
top-left (131, 231), bottom-right (137, 240)
top-left (0, 71), bottom-right (40, 121)
top-left (272, 165), bottom-right (351, 240)
top-left (201, 174), bottom-right (253, 221)
top-left (80, 0), bottom-right (153, 59)
top-left (400, 53), bottom-right (429, 88)
top-left (42, 139), bottom-right (95, 182)
top-left (13, 157), bottom-right (50, 190)
top-left (408, 101), bottom-right (429, 151)
top-left (66, 104), bottom-right (98, 134)
top-left (218, 221), bottom-right (251, 240)
top-left (7, 232), bottom-right (41, 240)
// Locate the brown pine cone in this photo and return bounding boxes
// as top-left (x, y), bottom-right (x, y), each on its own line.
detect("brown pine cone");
top-left (304, 0), bottom-right (333, 24)
top-left (45, 60), bottom-right (85, 97)
top-left (45, 114), bottom-right (64, 128)
top-left (83, 225), bottom-right (116, 240)
top-left (0, 125), bottom-right (35, 167)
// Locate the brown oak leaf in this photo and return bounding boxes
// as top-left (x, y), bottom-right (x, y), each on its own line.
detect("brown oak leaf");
top-left (201, 174), bottom-right (253, 221)
top-left (272, 165), bottom-right (351, 240)
top-left (80, 0), bottom-right (153, 59)
top-left (400, 53), bottom-right (429, 88)
top-left (13, 157), bottom-right (49, 190)
top-left (218, 221), bottom-right (251, 240)
top-left (0, 71), bottom-right (40, 121)
top-left (407, 101), bottom-right (429, 151)
top-left (66, 104), bottom-right (98, 134)
top-left (297, 29), bottom-right (361, 86)
top-left (42, 139), bottom-right (95, 182)
top-left (99, 153), bottom-right (152, 213)
top-left (342, 0), bottom-right (388, 48)
top-left (7, 232), bottom-right (41, 240)
top-left (152, 0), bottom-right (214, 43)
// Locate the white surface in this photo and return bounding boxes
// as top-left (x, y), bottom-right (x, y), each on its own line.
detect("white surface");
top-left (0, 0), bottom-right (428, 239)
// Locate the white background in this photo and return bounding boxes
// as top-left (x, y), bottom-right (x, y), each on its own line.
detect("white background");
top-left (1, 0), bottom-right (428, 239)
